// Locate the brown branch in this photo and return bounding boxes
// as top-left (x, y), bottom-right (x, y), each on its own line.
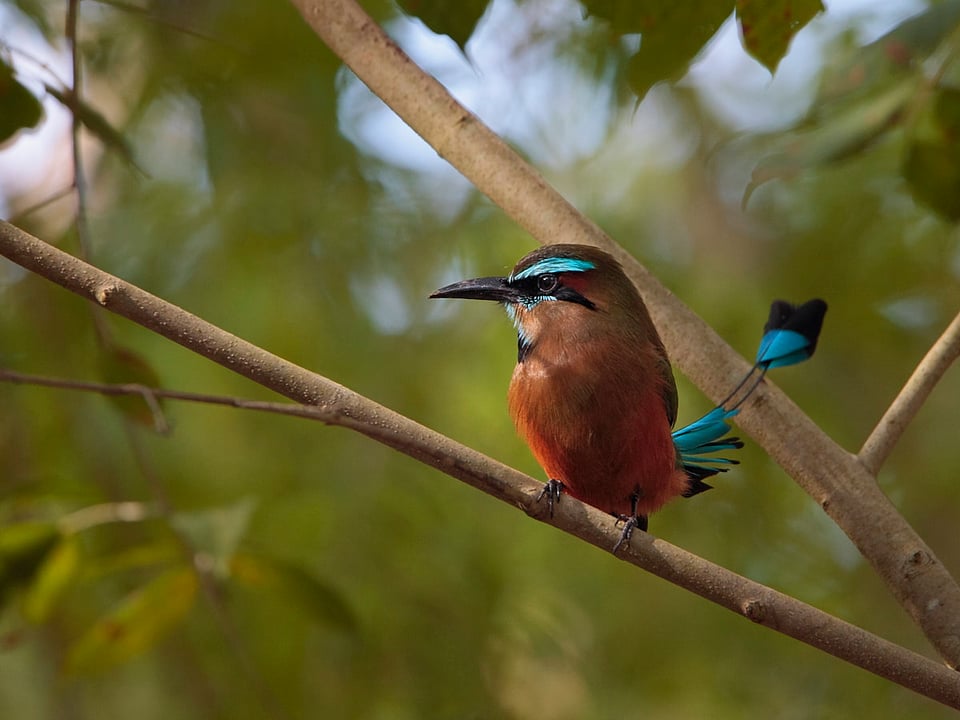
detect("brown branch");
top-left (1, 221), bottom-right (960, 709)
top-left (859, 309), bottom-right (960, 475)
top-left (287, 0), bottom-right (960, 669)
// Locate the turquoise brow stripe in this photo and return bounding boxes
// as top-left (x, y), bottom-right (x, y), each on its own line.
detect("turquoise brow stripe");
top-left (510, 257), bottom-right (596, 281)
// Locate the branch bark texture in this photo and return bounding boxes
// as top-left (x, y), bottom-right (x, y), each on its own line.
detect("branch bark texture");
top-left (1, 219), bottom-right (960, 708)
top-left (288, 0), bottom-right (960, 668)
top-left (860, 309), bottom-right (960, 474)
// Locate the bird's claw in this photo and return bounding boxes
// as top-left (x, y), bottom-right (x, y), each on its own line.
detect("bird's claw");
top-left (537, 479), bottom-right (564, 517)
top-left (612, 513), bottom-right (648, 554)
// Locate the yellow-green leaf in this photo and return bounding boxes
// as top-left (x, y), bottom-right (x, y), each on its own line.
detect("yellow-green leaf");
top-left (0, 522), bottom-right (61, 593)
top-left (22, 538), bottom-right (80, 623)
top-left (85, 542), bottom-right (182, 580)
top-left (66, 567), bottom-right (198, 674)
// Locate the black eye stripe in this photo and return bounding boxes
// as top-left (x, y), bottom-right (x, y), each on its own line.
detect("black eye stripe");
top-left (512, 276), bottom-right (546, 295)
top-left (556, 286), bottom-right (596, 311)
top-left (508, 274), bottom-right (596, 311)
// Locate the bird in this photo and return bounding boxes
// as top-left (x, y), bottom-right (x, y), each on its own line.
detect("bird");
top-left (431, 244), bottom-right (826, 550)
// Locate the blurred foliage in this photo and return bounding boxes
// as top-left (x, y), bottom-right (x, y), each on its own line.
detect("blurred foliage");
top-left (396, 0), bottom-right (819, 96)
top-left (0, 56), bottom-right (43, 144)
top-left (43, 82), bottom-right (137, 168)
top-left (65, 565), bottom-right (198, 674)
top-left (0, 0), bottom-right (959, 719)
top-left (746, 0), bottom-right (960, 217)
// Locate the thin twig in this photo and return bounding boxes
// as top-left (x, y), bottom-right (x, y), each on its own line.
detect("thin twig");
top-left (65, 0), bottom-right (113, 348)
top-left (66, 0), bottom-right (89, 260)
top-left (91, 0), bottom-right (241, 49)
top-left (0, 367), bottom-right (321, 421)
top-left (1, 220), bottom-right (959, 709)
top-left (8, 186), bottom-right (76, 223)
top-left (288, 0), bottom-right (960, 670)
top-left (860, 309), bottom-right (960, 475)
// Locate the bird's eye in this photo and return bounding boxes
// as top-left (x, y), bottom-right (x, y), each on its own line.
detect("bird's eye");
top-left (537, 274), bottom-right (559, 294)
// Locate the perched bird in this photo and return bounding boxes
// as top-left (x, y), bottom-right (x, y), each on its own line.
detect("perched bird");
top-left (431, 244), bottom-right (825, 549)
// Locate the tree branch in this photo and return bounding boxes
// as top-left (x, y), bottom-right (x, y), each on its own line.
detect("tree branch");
top-left (287, 0), bottom-right (960, 669)
top-left (1, 220), bottom-right (959, 708)
top-left (859, 309), bottom-right (960, 475)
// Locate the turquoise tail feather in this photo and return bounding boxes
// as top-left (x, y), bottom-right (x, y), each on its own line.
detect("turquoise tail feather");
top-left (672, 407), bottom-right (744, 495)
top-left (674, 298), bottom-right (826, 497)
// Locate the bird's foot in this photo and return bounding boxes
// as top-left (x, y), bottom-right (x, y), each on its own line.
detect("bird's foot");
top-left (612, 513), bottom-right (648, 554)
top-left (536, 479), bottom-right (565, 517)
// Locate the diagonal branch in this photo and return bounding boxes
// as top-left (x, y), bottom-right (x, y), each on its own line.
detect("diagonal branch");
top-left (288, 0), bottom-right (960, 669)
top-left (859, 309), bottom-right (960, 475)
top-left (0, 219), bottom-right (959, 708)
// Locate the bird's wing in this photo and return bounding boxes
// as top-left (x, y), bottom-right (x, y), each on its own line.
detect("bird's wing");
top-left (655, 341), bottom-right (679, 428)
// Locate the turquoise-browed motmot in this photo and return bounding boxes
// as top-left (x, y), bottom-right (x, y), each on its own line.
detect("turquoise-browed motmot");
top-left (431, 244), bottom-right (825, 548)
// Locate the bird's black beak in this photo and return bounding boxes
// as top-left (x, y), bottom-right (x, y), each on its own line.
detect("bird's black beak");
top-left (430, 276), bottom-right (519, 303)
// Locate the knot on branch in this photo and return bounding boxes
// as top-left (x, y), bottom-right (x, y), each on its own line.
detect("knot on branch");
top-left (94, 282), bottom-right (122, 306)
top-left (903, 549), bottom-right (936, 579)
top-left (742, 598), bottom-right (767, 624)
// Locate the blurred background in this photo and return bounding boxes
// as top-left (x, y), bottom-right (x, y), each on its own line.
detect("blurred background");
top-left (1, 0), bottom-right (960, 717)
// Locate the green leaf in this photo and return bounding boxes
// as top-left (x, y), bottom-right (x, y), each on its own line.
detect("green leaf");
top-left (396, 0), bottom-right (490, 53)
top-left (170, 497), bottom-right (258, 578)
top-left (736, 0), bottom-right (823, 73)
top-left (0, 521), bottom-right (61, 596)
top-left (232, 553), bottom-right (358, 634)
top-left (21, 538), bottom-right (80, 623)
top-left (609, 0), bottom-right (732, 100)
top-left (580, 0), bottom-right (658, 34)
top-left (65, 567), bottom-right (198, 674)
top-left (0, 59), bottom-right (44, 144)
top-left (903, 87), bottom-right (960, 220)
